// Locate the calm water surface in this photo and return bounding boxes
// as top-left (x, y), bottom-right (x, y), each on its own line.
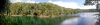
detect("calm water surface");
top-left (61, 12), bottom-right (99, 25)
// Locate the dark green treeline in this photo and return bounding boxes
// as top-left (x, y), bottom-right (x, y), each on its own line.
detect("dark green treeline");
top-left (4, 2), bottom-right (82, 17)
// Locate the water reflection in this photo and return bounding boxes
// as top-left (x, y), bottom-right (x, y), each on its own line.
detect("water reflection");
top-left (61, 12), bottom-right (99, 25)
top-left (61, 18), bottom-right (78, 25)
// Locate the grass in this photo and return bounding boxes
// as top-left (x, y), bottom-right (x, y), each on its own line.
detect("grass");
top-left (1, 15), bottom-right (78, 25)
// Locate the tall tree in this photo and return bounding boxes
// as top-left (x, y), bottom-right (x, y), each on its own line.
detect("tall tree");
top-left (0, 0), bottom-right (10, 15)
top-left (84, 0), bottom-right (100, 5)
top-left (84, 0), bottom-right (100, 25)
top-left (0, 0), bottom-right (10, 25)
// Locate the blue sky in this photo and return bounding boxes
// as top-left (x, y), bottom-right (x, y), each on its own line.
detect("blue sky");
top-left (10, 0), bottom-right (95, 9)
top-left (34, 0), bottom-right (85, 7)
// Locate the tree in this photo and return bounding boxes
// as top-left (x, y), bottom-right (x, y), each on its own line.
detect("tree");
top-left (7, 2), bottom-right (82, 17)
top-left (84, 0), bottom-right (100, 5)
top-left (0, 0), bottom-right (10, 15)
top-left (0, 0), bottom-right (10, 25)
top-left (84, 0), bottom-right (100, 25)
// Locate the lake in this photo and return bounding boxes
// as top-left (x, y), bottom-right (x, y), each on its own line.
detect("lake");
top-left (61, 12), bottom-right (99, 25)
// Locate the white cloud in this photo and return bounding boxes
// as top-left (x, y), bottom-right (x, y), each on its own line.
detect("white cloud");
top-left (48, 0), bottom-right (52, 2)
top-left (10, 0), bottom-right (22, 3)
top-left (15, 0), bottom-right (22, 2)
top-left (81, 5), bottom-right (96, 9)
top-left (10, 0), bottom-right (35, 3)
top-left (51, 1), bottom-right (79, 8)
top-left (26, 0), bottom-right (35, 3)
top-left (49, 1), bottom-right (96, 9)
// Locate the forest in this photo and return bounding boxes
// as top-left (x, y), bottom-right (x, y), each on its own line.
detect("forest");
top-left (4, 2), bottom-right (82, 17)
top-left (1, 2), bottom-right (82, 25)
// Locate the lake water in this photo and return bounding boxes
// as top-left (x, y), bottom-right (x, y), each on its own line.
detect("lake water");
top-left (61, 12), bottom-right (99, 25)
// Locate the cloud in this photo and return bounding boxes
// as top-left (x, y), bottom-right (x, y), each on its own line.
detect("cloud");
top-left (51, 1), bottom-right (79, 8)
top-left (10, 0), bottom-right (22, 3)
top-left (48, 0), bottom-right (52, 2)
top-left (15, 0), bottom-right (22, 2)
top-left (10, 0), bottom-right (35, 3)
top-left (49, 1), bottom-right (96, 9)
top-left (81, 5), bottom-right (96, 9)
top-left (26, 0), bottom-right (35, 3)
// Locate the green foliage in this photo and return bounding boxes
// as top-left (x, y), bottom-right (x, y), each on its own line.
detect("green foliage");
top-left (2, 2), bottom-right (81, 25)
top-left (5, 2), bottom-right (81, 17)
top-left (84, 0), bottom-right (100, 5)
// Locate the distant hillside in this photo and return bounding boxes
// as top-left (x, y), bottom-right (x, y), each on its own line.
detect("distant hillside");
top-left (81, 9), bottom-right (97, 12)
top-left (4, 2), bottom-right (82, 17)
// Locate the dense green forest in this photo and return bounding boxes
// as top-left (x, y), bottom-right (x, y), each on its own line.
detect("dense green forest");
top-left (4, 2), bottom-right (82, 17)
top-left (2, 2), bottom-right (82, 25)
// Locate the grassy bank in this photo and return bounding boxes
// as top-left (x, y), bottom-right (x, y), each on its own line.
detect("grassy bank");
top-left (1, 15), bottom-right (78, 25)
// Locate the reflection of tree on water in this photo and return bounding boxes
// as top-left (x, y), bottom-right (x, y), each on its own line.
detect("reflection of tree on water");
top-left (95, 13), bottom-right (100, 25)
top-left (33, 12), bottom-right (39, 21)
top-left (95, 14), bottom-right (100, 25)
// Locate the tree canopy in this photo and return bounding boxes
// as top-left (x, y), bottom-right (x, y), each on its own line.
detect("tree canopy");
top-left (4, 2), bottom-right (82, 17)
top-left (84, 0), bottom-right (100, 5)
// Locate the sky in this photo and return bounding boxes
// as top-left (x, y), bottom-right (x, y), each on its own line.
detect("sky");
top-left (10, 0), bottom-right (96, 9)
